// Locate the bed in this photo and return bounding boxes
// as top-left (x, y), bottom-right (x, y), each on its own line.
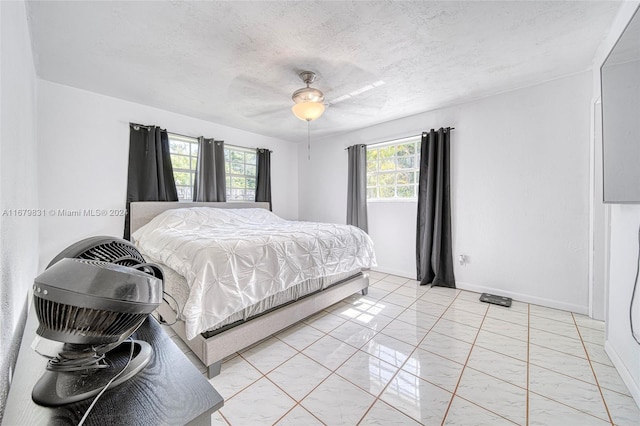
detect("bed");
top-left (129, 201), bottom-right (376, 377)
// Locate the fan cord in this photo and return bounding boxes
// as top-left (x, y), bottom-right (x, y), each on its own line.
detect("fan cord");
top-left (630, 224), bottom-right (640, 345)
top-left (77, 337), bottom-right (135, 426)
top-left (35, 344), bottom-right (111, 373)
top-left (157, 291), bottom-right (180, 326)
top-left (47, 352), bottom-right (109, 373)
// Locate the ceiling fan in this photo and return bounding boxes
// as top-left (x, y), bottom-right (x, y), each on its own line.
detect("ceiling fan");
top-left (228, 63), bottom-right (388, 125)
top-left (290, 70), bottom-right (386, 122)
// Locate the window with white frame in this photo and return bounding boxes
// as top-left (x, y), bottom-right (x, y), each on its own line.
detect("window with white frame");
top-left (168, 133), bottom-right (199, 201)
top-left (167, 133), bottom-right (257, 202)
top-left (225, 146), bottom-right (257, 201)
top-left (366, 136), bottom-right (421, 200)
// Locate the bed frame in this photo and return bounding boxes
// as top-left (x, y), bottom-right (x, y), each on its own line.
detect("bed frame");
top-left (130, 201), bottom-right (369, 378)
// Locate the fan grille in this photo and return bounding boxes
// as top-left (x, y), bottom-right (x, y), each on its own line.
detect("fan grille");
top-left (76, 241), bottom-right (145, 267)
top-left (34, 296), bottom-right (147, 342)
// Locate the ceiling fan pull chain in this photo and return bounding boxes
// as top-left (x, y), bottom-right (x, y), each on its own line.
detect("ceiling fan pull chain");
top-left (308, 121), bottom-right (311, 161)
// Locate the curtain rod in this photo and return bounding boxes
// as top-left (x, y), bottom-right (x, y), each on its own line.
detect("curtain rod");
top-left (344, 127), bottom-right (455, 150)
top-left (129, 122), bottom-right (272, 152)
top-left (130, 122), bottom-right (209, 141)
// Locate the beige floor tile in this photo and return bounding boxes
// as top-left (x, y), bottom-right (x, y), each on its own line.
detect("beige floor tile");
top-left (165, 287), bottom-right (640, 425)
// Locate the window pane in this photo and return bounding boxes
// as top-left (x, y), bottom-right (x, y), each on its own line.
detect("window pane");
top-left (396, 144), bottom-right (410, 156)
top-left (170, 141), bottom-right (189, 155)
top-left (379, 187), bottom-right (395, 198)
top-left (224, 149), bottom-right (230, 161)
top-left (397, 185), bottom-right (414, 198)
top-left (378, 172), bottom-right (395, 186)
top-left (367, 149), bottom-right (378, 163)
top-left (245, 165), bottom-right (256, 177)
top-left (174, 171), bottom-right (191, 186)
top-left (379, 159), bottom-right (395, 171)
top-left (191, 157), bottom-right (198, 170)
top-left (230, 150), bottom-right (244, 162)
top-left (176, 186), bottom-right (193, 201)
top-left (246, 190), bottom-right (255, 200)
top-left (379, 146), bottom-right (395, 159)
top-left (397, 143), bottom-right (416, 156)
top-left (192, 143), bottom-right (199, 156)
top-left (397, 156), bottom-right (415, 169)
top-left (396, 172), bottom-right (414, 185)
top-left (171, 154), bottom-right (191, 170)
top-left (231, 188), bottom-right (245, 198)
top-left (245, 152), bottom-right (257, 164)
top-left (176, 186), bottom-right (188, 200)
top-left (231, 177), bottom-right (246, 188)
top-left (367, 188), bottom-right (378, 199)
top-left (367, 174), bottom-right (377, 186)
top-left (246, 178), bottom-right (256, 189)
top-left (231, 163), bottom-right (244, 174)
top-left (367, 160), bottom-right (377, 173)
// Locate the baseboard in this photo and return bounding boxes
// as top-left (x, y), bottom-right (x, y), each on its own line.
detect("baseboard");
top-left (371, 267), bottom-right (414, 280)
top-left (604, 340), bottom-right (640, 408)
top-left (454, 280), bottom-right (589, 315)
top-left (368, 271), bottom-right (590, 315)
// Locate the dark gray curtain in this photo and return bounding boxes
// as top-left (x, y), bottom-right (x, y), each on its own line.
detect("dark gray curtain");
top-left (347, 144), bottom-right (368, 232)
top-left (124, 124), bottom-right (178, 240)
top-left (416, 128), bottom-right (455, 287)
top-left (255, 149), bottom-right (272, 210)
top-left (193, 138), bottom-right (226, 202)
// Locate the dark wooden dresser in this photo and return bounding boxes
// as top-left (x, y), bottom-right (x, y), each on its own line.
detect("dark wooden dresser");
top-left (2, 310), bottom-right (223, 425)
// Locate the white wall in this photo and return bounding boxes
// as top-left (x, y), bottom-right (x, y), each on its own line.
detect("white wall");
top-left (606, 207), bottom-right (640, 402)
top-left (37, 81), bottom-right (299, 271)
top-left (0, 0), bottom-right (39, 420)
top-left (591, 0), bottom-right (640, 407)
top-left (300, 72), bottom-right (592, 314)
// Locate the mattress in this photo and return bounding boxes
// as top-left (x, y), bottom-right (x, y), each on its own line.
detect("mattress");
top-left (148, 254), bottom-right (360, 335)
top-left (132, 207), bottom-right (376, 338)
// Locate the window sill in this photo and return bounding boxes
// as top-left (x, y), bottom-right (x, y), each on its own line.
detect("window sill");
top-left (367, 198), bottom-right (418, 203)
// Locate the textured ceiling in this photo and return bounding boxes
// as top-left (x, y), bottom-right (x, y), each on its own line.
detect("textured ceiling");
top-left (26, 1), bottom-right (621, 142)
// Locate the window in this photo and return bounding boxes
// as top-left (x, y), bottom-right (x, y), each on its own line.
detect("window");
top-left (168, 134), bottom-right (198, 201)
top-left (225, 146), bottom-right (257, 201)
top-left (366, 136), bottom-right (421, 201)
top-left (167, 133), bottom-right (257, 202)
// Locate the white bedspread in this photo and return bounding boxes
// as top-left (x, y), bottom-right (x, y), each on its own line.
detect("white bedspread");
top-left (132, 207), bottom-right (376, 339)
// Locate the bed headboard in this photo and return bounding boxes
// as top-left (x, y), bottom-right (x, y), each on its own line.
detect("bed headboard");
top-left (129, 201), bottom-right (271, 235)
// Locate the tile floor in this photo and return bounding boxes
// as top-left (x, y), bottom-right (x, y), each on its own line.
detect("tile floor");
top-left (162, 272), bottom-right (640, 425)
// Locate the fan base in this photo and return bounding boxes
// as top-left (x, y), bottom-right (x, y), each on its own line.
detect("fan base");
top-left (32, 339), bottom-right (152, 407)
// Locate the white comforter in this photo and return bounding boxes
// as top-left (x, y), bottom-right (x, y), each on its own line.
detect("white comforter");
top-left (132, 207), bottom-right (376, 339)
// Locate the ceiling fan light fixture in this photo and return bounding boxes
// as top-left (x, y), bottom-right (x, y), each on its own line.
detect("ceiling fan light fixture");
top-left (292, 101), bottom-right (325, 121)
top-left (291, 71), bottom-right (325, 121)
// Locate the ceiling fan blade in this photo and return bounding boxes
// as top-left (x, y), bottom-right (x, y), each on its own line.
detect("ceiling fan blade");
top-left (326, 80), bottom-right (387, 106)
top-left (245, 105), bottom-right (290, 119)
top-left (230, 74), bottom-right (288, 98)
top-left (226, 73), bottom-right (292, 120)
